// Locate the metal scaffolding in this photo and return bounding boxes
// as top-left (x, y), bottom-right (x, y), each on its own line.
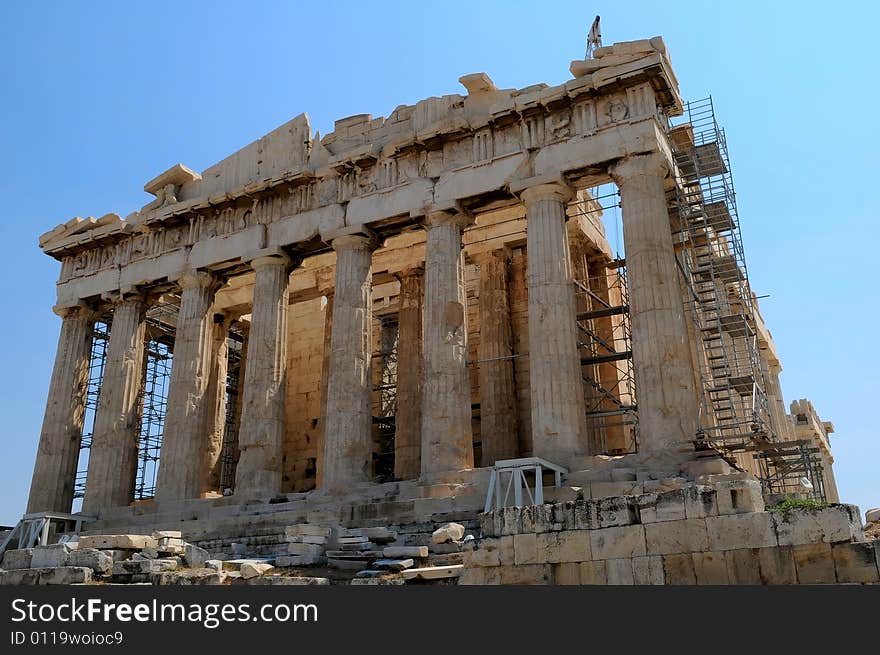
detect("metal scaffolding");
top-left (372, 315), bottom-right (399, 481)
top-left (219, 326), bottom-right (244, 494)
top-left (134, 303), bottom-right (177, 500)
top-left (667, 96), bottom-right (826, 499)
top-left (570, 187), bottom-right (638, 455)
top-left (72, 318), bottom-right (111, 509)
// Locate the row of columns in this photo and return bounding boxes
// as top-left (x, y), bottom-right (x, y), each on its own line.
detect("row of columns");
top-left (29, 152), bottom-right (701, 514)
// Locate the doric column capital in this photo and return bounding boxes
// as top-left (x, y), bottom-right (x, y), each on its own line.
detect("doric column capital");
top-left (250, 252), bottom-right (293, 272)
top-left (330, 232), bottom-right (380, 253)
top-left (176, 269), bottom-right (218, 292)
top-left (519, 182), bottom-right (574, 207)
top-left (52, 302), bottom-right (95, 320)
top-left (609, 152), bottom-right (668, 185)
top-left (100, 290), bottom-right (150, 309)
top-left (421, 209), bottom-right (474, 231)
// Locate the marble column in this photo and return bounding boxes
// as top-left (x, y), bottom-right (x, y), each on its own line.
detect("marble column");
top-left (234, 254), bottom-right (292, 497)
top-left (201, 313), bottom-right (233, 495)
top-left (156, 272), bottom-right (219, 502)
top-left (521, 183), bottom-right (588, 464)
top-left (322, 234), bottom-right (377, 489)
top-left (610, 153), bottom-right (699, 454)
top-left (82, 295), bottom-right (147, 514)
top-left (420, 211), bottom-right (474, 478)
top-left (394, 266), bottom-right (424, 479)
top-left (27, 305), bottom-right (95, 513)
top-left (477, 252), bottom-right (519, 465)
top-left (316, 291), bottom-right (333, 490)
top-left (764, 360), bottom-right (793, 442)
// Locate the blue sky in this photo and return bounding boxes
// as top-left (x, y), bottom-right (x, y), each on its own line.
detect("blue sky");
top-left (1, 1), bottom-right (876, 524)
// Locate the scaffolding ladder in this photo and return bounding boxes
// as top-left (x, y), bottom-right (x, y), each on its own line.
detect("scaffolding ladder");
top-left (667, 97), bottom-right (826, 499)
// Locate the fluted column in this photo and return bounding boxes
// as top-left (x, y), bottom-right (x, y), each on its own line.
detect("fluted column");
top-left (235, 254), bottom-right (292, 497)
top-left (420, 211), bottom-right (474, 478)
top-left (764, 360), bottom-right (793, 442)
top-left (477, 252), bottom-right (519, 464)
top-left (27, 305), bottom-right (95, 513)
top-left (156, 271), bottom-right (219, 502)
top-left (520, 183), bottom-right (588, 464)
top-left (394, 266), bottom-right (424, 479)
top-left (82, 295), bottom-right (147, 514)
top-left (322, 234), bottom-right (377, 489)
top-left (202, 313), bottom-right (233, 495)
top-left (610, 153), bottom-right (699, 454)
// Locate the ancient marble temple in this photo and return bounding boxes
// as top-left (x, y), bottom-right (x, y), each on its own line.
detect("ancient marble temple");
top-left (26, 37), bottom-right (840, 542)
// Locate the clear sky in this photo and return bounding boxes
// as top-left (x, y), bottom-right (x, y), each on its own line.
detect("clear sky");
top-left (1, 1), bottom-right (876, 525)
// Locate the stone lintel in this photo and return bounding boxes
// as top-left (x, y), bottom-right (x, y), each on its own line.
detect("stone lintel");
top-left (144, 164), bottom-right (202, 196)
top-left (459, 73), bottom-right (497, 95)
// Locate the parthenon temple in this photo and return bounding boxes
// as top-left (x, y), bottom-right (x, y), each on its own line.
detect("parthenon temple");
top-left (10, 33), bottom-right (868, 587)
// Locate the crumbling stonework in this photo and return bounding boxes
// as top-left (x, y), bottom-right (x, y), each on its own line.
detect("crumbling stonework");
top-left (13, 33), bottom-right (856, 585)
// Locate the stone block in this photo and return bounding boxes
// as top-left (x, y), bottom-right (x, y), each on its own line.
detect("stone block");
top-left (579, 560), bottom-right (607, 585)
top-left (683, 485), bottom-right (718, 519)
top-left (152, 530), bottom-right (182, 539)
top-left (287, 535), bottom-right (327, 545)
top-left (496, 564), bottom-right (552, 585)
top-left (30, 544), bottom-right (73, 568)
top-left (724, 548), bottom-right (762, 585)
top-left (360, 527), bottom-right (397, 543)
top-left (402, 565), bottom-right (464, 580)
top-left (1, 548), bottom-right (33, 570)
top-left (755, 546), bottom-right (797, 584)
top-left (546, 502), bottom-right (570, 531)
top-left (605, 559), bottom-right (634, 585)
top-left (692, 552), bottom-right (729, 584)
top-left (373, 559), bottom-right (414, 572)
top-left (383, 545), bottom-right (429, 559)
top-left (706, 513), bottom-right (777, 551)
top-left (832, 542), bottom-right (880, 584)
top-left (591, 481), bottom-right (641, 498)
top-left (573, 500), bottom-right (599, 530)
top-left (463, 546), bottom-right (497, 568)
top-left (79, 535), bottom-right (157, 550)
top-left (285, 524), bottom-right (332, 538)
top-left (866, 508), bottom-right (880, 524)
top-left (458, 567), bottom-right (501, 585)
top-left (773, 506), bottom-right (864, 546)
top-left (792, 542), bottom-right (836, 584)
top-left (536, 531), bottom-right (591, 564)
top-left (514, 533), bottom-right (538, 565)
top-left (644, 518), bottom-right (709, 555)
top-left (205, 560), bottom-right (223, 571)
top-left (37, 567), bottom-right (92, 585)
top-left (479, 512), bottom-right (498, 538)
top-left (241, 562), bottom-right (274, 579)
top-left (500, 507), bottom-right (521, 536)
top-left (662, 553), bottom-right (697, 585)
top-left (276, 555), bottom-right (323, 567)
top-left (520, 504), bottom-right (553, 533)
top-left (113, 558), bottom-right (178, 575)
top-left (432, 522), bottom-right (465, 544)
top-left (184, 543), bottom-right (210, 568)
top-left (715, 478), bottom-right (764, 515)
top-left (288, 542), bottom-right (324, 556)
top-left (632, 555), bottom-right (665, 585)
top-left (67, 549), bottom-right (113, 574)
top-left (597, 496), bottom-right (637, 527)
top-left (590, 525), bottom-right (646, 560)
top-left (0, 568), bottom-right (40, 585)
top-left (553, 562), bottom-right (581, 585)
